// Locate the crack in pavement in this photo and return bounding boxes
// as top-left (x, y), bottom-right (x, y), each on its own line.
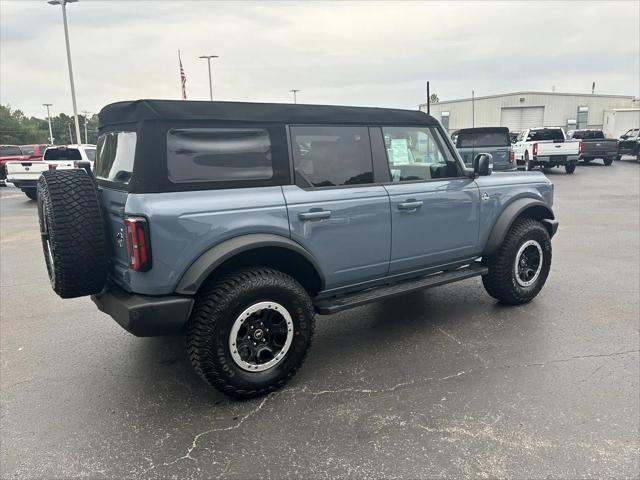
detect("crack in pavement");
top-left (138, 348), bottom-right (639, 475)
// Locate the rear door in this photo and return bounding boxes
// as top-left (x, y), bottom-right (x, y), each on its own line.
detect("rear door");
top-left (380, 126), bottom-right (480, 275)
top-left (283, 125), bottom-right (391, 290)
top-left (94, 131), bottom-right (137, 286)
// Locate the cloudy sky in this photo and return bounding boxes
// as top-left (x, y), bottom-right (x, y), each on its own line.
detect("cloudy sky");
top-left (1, 0), bottom-right (638, 118)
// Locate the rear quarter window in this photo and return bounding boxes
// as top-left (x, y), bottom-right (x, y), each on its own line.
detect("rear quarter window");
top-left (21, 146), bottom-right (35, 155)
top-left (95, 132), bottom-right (137, 185)
top-left (166, 128), bottom-right (274, 183)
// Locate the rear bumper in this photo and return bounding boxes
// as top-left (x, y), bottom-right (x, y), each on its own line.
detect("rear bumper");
top-left (91, 284), bottom-right (194, 337)
top-left (9, 179), bottom-right (38, 189)
top-left (579, 152), bottom-right (617, 160)
top-left (533, 155), bottom-right (578, 165)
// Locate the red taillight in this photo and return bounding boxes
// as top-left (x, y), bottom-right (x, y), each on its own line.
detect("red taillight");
top-left (509, 150), bottom-right (515, 163)
top-left (48, 164), bottom-right (57, 170)
top-left (124, 217), bottom-right (151, 271)
top-left (532, 143), bottom-right (538, 156)
top-left (579, 141), bottom-right (584, 154)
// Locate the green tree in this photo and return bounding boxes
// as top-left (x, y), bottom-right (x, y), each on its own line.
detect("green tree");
top-left (429, 93), bottom-right (440, 104)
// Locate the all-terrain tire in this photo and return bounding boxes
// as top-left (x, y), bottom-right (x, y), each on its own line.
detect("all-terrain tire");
top-left (37, 169), bottom-right (108, 298)
top-left (186, 268), bottom-right (315, 399)
top-left (565, 163), bottom-right (576, 174)
top-left (603, 157), bottom-right (614, 166)
top-left (23, 189), bottom-right (37, 201)
top-left (482, 218), bottom-right (552, 305)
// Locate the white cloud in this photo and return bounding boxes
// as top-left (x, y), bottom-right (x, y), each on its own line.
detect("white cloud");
top-left (1, 0), bottom-right (638, 118)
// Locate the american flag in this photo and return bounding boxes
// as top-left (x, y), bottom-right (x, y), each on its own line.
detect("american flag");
top-left (178, 50), bottom-right (187, 100)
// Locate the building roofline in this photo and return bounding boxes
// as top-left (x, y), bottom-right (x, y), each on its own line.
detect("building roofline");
top-left (419, 91), bottom-right (636, 108)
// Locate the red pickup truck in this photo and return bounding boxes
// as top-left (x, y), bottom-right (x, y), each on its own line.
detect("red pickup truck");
top-left (20, 144), bottom-right (51, 161)
top-left (0, 145), bottom-right (29, 185)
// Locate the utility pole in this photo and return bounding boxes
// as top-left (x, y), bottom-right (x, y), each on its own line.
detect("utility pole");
top-left (48, 0), bottom-right (82, 146)
top-left (472, 90), bottom-right (475, 129)
top-left (290, 89), bottom-right (301, 104)
top-left (81, 110), bottom-right (90, 143)
top-left (43, 104), bottom-right (54, 144)
top-left (198, 55), bottom-right (219, 101)
top-left (426, 81), bottom-right (430, 114)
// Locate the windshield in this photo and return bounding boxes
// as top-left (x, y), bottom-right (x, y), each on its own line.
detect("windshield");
top-left (44, 147), bottom-right (82, 161)
top-left (527, 129), bottom-right (564, 141)
top-left (0, 146), bottom-right (22, 156)
top-left (623, 129), bottom-right (639, 138)
top-left (457, 130), bottom-right (510, 148)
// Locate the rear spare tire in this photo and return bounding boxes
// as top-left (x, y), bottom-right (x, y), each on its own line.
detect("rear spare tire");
top-left (37, 169), bottom-right (108, 298)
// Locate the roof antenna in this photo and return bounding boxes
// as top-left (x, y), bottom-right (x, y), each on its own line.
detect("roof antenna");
top-left (426, 81), bottom-right (430, 115)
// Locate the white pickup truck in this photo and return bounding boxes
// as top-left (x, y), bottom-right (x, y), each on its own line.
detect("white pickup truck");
top-left (6, 144), bottom-right (96, 200)
top-left (512, 128), bottom-right (580, 174)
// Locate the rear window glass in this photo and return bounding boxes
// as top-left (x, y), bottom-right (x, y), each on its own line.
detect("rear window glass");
top-left (44, 147), bottom-right (82, 160)
top-left (291, 125), bottom-right (373, 188)
top-left (569, 130), bottom-right (604, 139)
top-left (0, 146), bottom-right (22, 156)
top-left (527, 129), bottom-right (564, 141)
top-left (95, 132), bottom-right (137, 185)
top-left (457, 130), bottom-right (510, 148)
top-left (167, 128), bottom-right (273, 183)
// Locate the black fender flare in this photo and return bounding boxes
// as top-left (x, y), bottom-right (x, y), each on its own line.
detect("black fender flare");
top-left (175, 233), bottom-right (325, 295)
top-left (482, 198), bottom-right (556, 256)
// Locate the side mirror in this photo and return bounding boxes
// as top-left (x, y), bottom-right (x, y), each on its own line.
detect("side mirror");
top-left (473, 153), bottom-right (492, 176)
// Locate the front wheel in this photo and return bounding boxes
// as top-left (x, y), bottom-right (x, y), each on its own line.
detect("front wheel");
top-left (565, 163), bottom-right (576, 174)
top-left (482, 218), bottom-right (552, 305)
top-left (186, 268), bottom-right (315, 399)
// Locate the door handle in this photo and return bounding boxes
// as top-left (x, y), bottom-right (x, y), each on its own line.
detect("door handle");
top-left (298, 209), bottom-right (332, 221)
top-left (398, 200), bottom-right (423, 210)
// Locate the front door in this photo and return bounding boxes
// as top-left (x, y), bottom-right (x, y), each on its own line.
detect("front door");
top-left (378, 126), bottom-right (480, 275)
top-left (283, 125), bottom-right (391, 290)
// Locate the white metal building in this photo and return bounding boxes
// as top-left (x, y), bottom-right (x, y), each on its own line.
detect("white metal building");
top-left (420, 91), bottom-right (637, 136)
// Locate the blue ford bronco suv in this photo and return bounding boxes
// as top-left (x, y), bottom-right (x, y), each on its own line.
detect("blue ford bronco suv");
top-left (36, 100), bottom-right (558, 399)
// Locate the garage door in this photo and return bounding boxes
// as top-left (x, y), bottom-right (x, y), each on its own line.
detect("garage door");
top-left (500, 107), bottom-right (544, 131)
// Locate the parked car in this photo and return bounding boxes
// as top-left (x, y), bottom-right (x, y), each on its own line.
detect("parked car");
top-left (19, 144), bottom-right (52, 161)
top-left (566, 129), bottom-right (618, 166)
top-left (617, 128), bottom-right (640, 161)
top-left (455, 127), bottom-right (516, 171)
top-left (0, 145), bottom-right (28, 185)
top-left (5, 144), bottom-right (95, 200)
top-left (512, 128), bottom-right (580, 174)
top-left (36, 100), bottom-right (558, 399)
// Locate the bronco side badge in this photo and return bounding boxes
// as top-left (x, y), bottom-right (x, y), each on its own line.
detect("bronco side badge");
top-left (481, 192), bottom-right (490, 201)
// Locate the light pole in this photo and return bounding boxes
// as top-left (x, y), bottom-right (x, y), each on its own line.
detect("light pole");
top-left (81, 110), bottom-right (90, 143)
top-left (43, 104), bottom-right (54, 144)
top-left (198, 55), bottom-right (219, 101)
top-left (290, 89), bottom-right (301, 104)
top-left (48, 0), bottom-right (82, 146)
top-left (68, 123), bottom-right (73, 144)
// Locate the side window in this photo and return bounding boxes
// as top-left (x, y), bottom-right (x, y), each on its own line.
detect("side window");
top-left (517, 131), bottom-right (525, 142)
top-left (95, 132), bottom-right (137, 185)
top-left (21, 146), bottom-right (34, 155)
top-left (382, 126), bottom-right (460, 182)
top-left (290, 125), bottom-right (373, 188)
top-left (167, 128), bottom-right (273, 183)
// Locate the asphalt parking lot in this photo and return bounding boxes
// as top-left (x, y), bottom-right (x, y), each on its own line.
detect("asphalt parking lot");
top-left (1, 159), bottom-right (639, 479)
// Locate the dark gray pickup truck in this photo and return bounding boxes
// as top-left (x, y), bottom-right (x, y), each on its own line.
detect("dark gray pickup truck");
top-left (567, 129), bottom-right (618, 166)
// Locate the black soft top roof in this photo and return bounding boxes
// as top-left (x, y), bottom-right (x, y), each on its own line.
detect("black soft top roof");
top-left (98, 99), bottom-right (437, 129)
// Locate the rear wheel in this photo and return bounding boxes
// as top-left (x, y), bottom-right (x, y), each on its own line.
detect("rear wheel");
top-left (23, 188), bottom-right (37, 201)
top-left (37, 169), bottom-right (108, 298)
top-left (565, 163), bottom-right (576, 174)
top-left (482, 218), bottom-right (552, 305)
top-left (603, 157), bottom-right (614, 166)
top-left (187, 268), bottom-right (315, 399)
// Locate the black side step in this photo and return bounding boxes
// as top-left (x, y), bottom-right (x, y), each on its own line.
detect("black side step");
top-left (313, 264), bottom-right (488, 315)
